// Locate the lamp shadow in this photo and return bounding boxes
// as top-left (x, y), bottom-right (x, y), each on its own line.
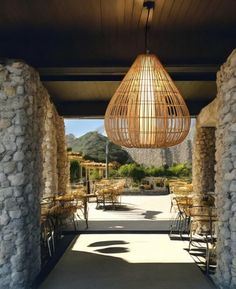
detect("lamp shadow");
top-left (88, 240), bottom-right (129, 247)
top-left (95, 247), bottom-right (130, 254)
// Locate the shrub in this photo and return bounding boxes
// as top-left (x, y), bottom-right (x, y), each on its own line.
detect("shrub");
top-left (118, 164), bottom-right (132, 177)
top-left (114, 162), bottom-right (191, 182)
top-left (118, 163), bottom-right (145, 183)
top-left (130, 165), bottom-right (145, 183)
top-left (109, 169), bottom-right (120, 178)
top-left (90, 169), bottom-right (102, 181)
top-left (168, 163), bottom-right (191, 177)
top-left (145, 166), bottom-right (166, 177)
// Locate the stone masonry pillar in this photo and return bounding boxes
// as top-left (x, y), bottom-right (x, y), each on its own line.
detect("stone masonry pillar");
top-left (0, 60), bottom-right (69, 288)
top-left (0, 62), bottom-right (41, 289)
top-left (192, 126), bottom-right (216, 195)
top-left (56, 116), bottom-right (69, 194)
top-left (215, 49), bottom-right (236, 288)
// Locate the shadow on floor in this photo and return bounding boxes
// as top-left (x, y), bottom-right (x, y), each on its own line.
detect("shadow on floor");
top-left (33, 233), bottom-right (76, 289)
top-left (38, 245), bottom-right (216, 289)
top-left (74, 220), bottom-right (172, 232)
top-left (96, 204), bottom-right (136, 211)
top-left (95, 246), bottom-right (130, 254)
top-left (88, 240), bottom-right (129, 247)
top-left (141, 210), bottom-right (162, 220)
top-left (123, 189), bottom-right (168, 196)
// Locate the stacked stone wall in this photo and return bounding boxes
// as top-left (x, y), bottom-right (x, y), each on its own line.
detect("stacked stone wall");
top-left (41, 101), bottom-right (58, 197)
top-left (0, 61), bottom-right (69, 289)
top-left (0, 62), bottom-right (42, 288)
top-left (192, 126), bottom-right (216, 195)
top-left (56, 117), bottom-right (69, 194)
top-left (38, 87), bottom-right (69, 198)
top-left (191, 125), bottom-right (216, 233)
top-left (215, 49), bottom-right (236, 288)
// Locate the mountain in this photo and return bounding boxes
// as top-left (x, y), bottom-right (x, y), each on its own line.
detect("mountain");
top-left (123, 125), bottom-right (194, 166)
top-left (66, 125), bottom-right (194, 167)
top-left (66, 133), bottom-right (77, 148)
top-left (66, 132), bottom-right (132, 165)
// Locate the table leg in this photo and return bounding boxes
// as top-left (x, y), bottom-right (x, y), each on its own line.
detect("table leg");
top-left (83, 197), bottom-right (88, 229)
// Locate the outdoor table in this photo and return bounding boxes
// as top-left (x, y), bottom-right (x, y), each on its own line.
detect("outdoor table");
top-left (82, 194), bottom-right (97, 223)
top-left (55, 193), bottom-right (96, 229)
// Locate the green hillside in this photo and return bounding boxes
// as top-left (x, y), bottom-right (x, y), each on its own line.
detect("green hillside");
top-left (66, 132), bottom-right (132, 165)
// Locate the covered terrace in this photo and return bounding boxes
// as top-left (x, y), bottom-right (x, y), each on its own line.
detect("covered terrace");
top-left (0, 1), bottom-right (236, 289)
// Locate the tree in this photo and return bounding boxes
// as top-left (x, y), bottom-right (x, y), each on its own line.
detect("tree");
top-left (70, 160), bottom-right (80, 183)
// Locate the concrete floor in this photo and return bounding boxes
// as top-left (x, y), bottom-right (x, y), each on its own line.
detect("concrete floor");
top-left (39, 234), bottom-right (216, 289)
top-left (75, 195), bottom-right (174, 231)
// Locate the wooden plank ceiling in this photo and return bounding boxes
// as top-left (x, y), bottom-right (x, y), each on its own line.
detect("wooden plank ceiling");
top-left (0, 0), bottom-right (236, 116)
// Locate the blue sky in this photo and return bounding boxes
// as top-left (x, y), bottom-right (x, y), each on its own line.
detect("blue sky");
top-left (65, 118), bottom-right (195, 138)
top-left (64, 119), bottom-right (104, 138)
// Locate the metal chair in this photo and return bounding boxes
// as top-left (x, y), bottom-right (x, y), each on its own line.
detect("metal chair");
top-left (169, 195), bottom-right (193, 238)
top-left (188, 205), bottom-right (217, 273)
top-left (41, 217), bottom-right (55, 257)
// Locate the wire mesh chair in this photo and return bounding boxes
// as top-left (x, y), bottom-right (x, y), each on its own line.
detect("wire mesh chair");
top-left (188, 205), bottom-right (217, 273)
top-left (169, 195), bottom-right (193, 238)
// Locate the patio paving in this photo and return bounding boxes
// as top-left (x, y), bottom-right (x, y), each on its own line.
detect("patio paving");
top-left (76, 194), bottom-right (174, 231)
top-left (39, 234), bottom-right (216, 289)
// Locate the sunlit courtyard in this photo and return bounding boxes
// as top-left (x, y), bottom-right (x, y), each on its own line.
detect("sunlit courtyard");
top-left (75, 194), bottom-right (173, 231)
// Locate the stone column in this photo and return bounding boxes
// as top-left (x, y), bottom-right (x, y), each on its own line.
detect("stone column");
top-left (0, 62), bottom-right (42, 289)
top-left (215, 49), bottom-right (236, 288)
top-left (41, 103), bottom-right (58, 197)
top-left (0, 59), bottom-right (69, 288)
top-left (56, 116), bottom-right (69, 194)
top-left (192, 126), bottom-right (216, 195)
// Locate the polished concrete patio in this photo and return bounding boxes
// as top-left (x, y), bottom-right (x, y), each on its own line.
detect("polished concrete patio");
top-left (39, 234), bottom-right (216, 289)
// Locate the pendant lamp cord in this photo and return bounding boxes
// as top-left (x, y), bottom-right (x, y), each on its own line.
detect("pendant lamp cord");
top-left (145, 7), bottom-right (151, 54)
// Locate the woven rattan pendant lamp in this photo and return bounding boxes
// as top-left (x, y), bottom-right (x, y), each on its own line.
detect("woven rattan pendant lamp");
top-left (104, 1), bottom-right (190, 148)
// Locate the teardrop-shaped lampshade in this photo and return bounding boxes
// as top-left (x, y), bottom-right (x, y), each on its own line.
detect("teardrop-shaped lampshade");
top-left (105, 54), bottom-right (190, 148)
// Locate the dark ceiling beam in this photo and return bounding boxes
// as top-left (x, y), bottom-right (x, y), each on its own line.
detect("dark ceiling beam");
top-left (56, 99), bottom-right (212, 118)
top-left (39, 66), bottom-right (218, 82)
top-left (38, 66), bottom-right (218, 75)
top-left (41, 73), bottom-right (216, 81)
top-left (0, 30), bottom-right (235, 67)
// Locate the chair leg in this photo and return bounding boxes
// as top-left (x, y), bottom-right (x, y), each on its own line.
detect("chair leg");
top-left (181, 214), bottom-right (190, 236)
top-left (112, 196), bottom-right (115, 210)
top-left (176, 211), bottom-right (185, 238)
top-left (103, 195), bottom-right (106, 210)
top-left (47, 236), bottom-right (52, 257)
top-left (51, 231), bottom-right (55, 253)
top-left (84, 208), bottom-right (88, 229)
top-left (170, 211), bottom-right (181, 237)
top-left (72, 215), bottom-right (77, 232)
top-left (170, 201), bottom-right (173, 213)
top-left (188, 222), bottom-right (193, 251)
top-left (96, 196), bottom-right (99, 209)
top-left (170, 196), bottom-right (174, 212)
top-left (205, 236), bottom-right (210, 274)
